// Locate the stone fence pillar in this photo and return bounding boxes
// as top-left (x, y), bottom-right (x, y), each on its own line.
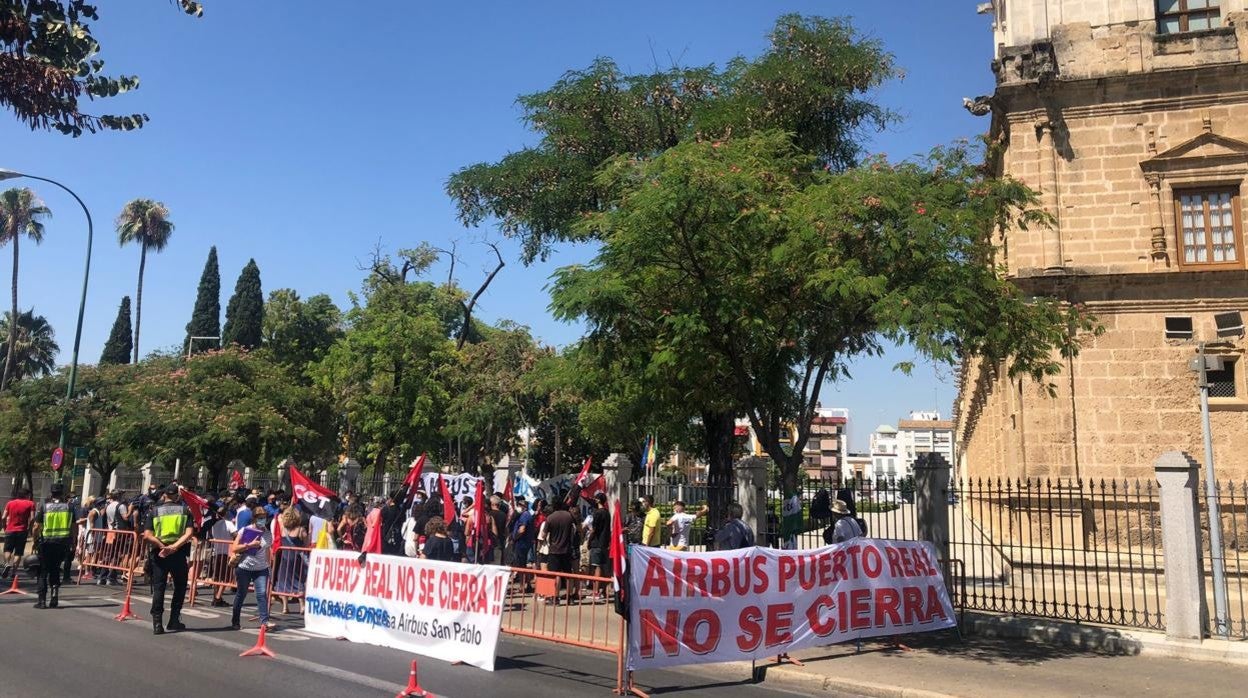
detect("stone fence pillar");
top-left (340, 458), bottom-right (361, 496)
top-left (734, 456), bottom-right (768, 544)
top-left (1154, 451), bottom-right (1207, 641)
top-left (140, 462), bottom-right (154, 492)
top-left (914, 452), bottom-right (952, 561)
top-left (602, 453), bottom-right (634, 511)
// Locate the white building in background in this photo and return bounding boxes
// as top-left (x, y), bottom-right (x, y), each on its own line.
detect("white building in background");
top-left (896, 411), bottom-right (956, 477)
top-left (868, 425), bottom-right (900, 481)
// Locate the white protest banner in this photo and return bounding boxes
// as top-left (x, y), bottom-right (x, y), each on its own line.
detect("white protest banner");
top-left (305, 549), bottom-right (513, 670)
top-left (418, 472), bottom-right (482, 506)
top-left (627, 539), bottom-right (956, 669)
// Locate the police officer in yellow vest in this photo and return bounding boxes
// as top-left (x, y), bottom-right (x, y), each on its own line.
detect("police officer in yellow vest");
top-left (31, 482), bottom-right (77, 609)
top-left (141, 484), bottom-right (194, 634)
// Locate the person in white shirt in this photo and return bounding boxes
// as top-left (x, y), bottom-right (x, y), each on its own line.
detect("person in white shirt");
top-left (666, 501), bottom-right (709, 551)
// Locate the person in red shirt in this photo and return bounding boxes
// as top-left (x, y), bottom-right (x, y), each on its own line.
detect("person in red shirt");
top-left (3, 489), bottom-right (36, 578)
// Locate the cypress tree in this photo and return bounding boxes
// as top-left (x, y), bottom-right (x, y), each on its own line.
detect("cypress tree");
top-left (100, 296), bottom-right (133, 365)
top-left (222, 258), bottom-right (264, 349)
top-left (185, 246), bottom-right (220, 354)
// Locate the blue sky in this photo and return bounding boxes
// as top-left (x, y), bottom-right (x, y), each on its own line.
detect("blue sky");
top-left (0, 2), bottom-right (995, 450)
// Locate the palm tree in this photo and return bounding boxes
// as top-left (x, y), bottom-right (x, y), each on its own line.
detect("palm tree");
top-left (116, 199), bottom-right (174, 363)
top-left (0, 188), bottom-right (50, 391)
top-left (0, 310), bottom-right (59, 382)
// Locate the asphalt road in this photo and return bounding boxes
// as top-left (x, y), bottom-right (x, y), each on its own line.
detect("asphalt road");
top-left (0, 583), bottom-right (816, 698)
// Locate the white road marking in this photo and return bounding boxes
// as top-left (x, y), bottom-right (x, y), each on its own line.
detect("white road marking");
top-left (73, 605), bottom-right (407, 694)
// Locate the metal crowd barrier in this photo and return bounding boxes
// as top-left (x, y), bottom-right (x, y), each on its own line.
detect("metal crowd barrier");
top-left (76, 528), bottom-right (142, 621)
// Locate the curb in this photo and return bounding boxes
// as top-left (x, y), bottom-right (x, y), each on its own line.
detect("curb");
top-left (691, 660), bottom-right (958, 698)
top-left (962, 611), bottom-right (1248, 666)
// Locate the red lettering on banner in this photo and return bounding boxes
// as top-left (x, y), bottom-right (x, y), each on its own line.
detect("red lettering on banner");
top-left (798, 556), bottom-right (817, 591)
top-left (849, 588), bottom-right (871, 630)
top-left (831, 550), bottom-right (848, 581)
top-left (778, 556), bottom-right (796, 592)
top-left (926, 584), bottom-right (948, 621)
top-left (875, 588), bottom-right (902, 627)
top-left (846, 545), bottom-right (861, 579)
top-left (885, 547), bottom-right (903, 577)
top-left (915, 547), bottom-right (938, 576)
top-left (764, 603), bottom-right (794, 647)
top-left (710, 558), bottom-right (730, 597)
top-left (417, 568), bottom-right (433, 605)
top-left (639, 609), bottom-right (681, 658)
top-left (903, 585), bottom-right (925, 623)
top-left (862, 545), bottom-right (883, 579)
top-left (807, 594), bottom-right (835, 636)
top-left (641, 557), bottom-right (670, 597)
top-left (670, 558), bottom-right (684, 596)
top-left (736, 606), bottom-right (762, 652)
top-left (685, 558), bottom-right (708, 597)
top-left (817, 551), bottom-right (834, 587)
top-left (899, 548), bottom-right (916, 577)
top-left (752, 555), bottom-right (769, 593)
top-left (684, 609), bottom-right (720, 655)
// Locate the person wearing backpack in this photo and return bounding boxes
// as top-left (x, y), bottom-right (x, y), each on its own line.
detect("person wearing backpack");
top-left (713, 503), bottom-right (755, 551)
top-left (823, 499), bottom-right (864, 544)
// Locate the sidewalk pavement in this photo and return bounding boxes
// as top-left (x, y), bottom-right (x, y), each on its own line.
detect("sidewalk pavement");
top-left (701, 630), bottom-right (1248, 698)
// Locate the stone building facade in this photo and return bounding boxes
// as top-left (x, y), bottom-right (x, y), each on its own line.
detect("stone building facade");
top-left (955, 1), bottom-right (1248, 480)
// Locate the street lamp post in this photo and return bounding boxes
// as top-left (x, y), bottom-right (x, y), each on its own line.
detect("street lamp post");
top-left (0, 169), bottom-right (93, 479)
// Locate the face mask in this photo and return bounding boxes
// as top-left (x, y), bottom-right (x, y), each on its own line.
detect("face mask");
top-left (255, 519), bottom-right (268, 528)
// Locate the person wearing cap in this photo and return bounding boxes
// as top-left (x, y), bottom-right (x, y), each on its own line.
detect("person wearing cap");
top-left (823, 499), bottom-right (864, 545)
top-left (31, 482), bottom-right (77, 609)
top-left (141, 484), bottom-right (194, 634)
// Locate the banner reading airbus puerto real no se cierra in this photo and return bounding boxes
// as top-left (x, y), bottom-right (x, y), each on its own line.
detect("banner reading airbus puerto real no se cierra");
top-left (629, 538), bottom-right (956, 669)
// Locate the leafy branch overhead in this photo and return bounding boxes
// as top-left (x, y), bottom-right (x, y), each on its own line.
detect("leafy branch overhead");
top-left (0, 1), bottom-right (202, 136)
top-left (447, 14), bottom-right (899, 263)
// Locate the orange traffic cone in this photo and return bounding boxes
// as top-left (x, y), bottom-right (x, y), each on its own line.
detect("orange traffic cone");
top-left (239, 624), bottom-right (276, 658)
top-left (113, 595), bottom-right (140, 621)
top-left (395, 659), bottom-right (430, 698)
top-left (0, 570), bottom-right (26, 596)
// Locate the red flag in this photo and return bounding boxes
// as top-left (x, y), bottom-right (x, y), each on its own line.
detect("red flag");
top-left (401, 454), bottom-right (427, 509)
top-left (574, 456), bottom-right (593, 486)
top-left (610, 499), bottom-right (628, 615)
top-left (501, 473), bottom-right (513, 503)
top-left (438, 472), bottom-right (456, 524)
top-left (402, 454), bottom-right (426, 489)
top-left (579, 474), bottom-right (606, 502)
top-left (229, 469), bottom-right (245, 491)
top-left (178, 487), bottom-right (208, 528)
top-left (290, 465), bottom-right (338, 519)
top-left (272, 512), bottom-right (283, 555)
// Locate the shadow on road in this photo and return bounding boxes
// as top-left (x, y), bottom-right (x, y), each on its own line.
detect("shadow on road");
top-left (792, 628), bottom-right (1127, 668)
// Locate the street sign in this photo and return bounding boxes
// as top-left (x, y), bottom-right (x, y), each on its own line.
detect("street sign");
top-left (51, 447), bottom-right (64, 471)
top-left (74, 446), bottom-right (89, 460)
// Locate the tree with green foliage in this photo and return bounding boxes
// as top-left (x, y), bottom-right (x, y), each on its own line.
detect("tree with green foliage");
top-left (185, 246), bottom-right (221, 354)
top-left (116, 198), bottom-right (174, 362)
top-left (222, 259), bottom-right (264, 349)
top-left (0, 369), bottom-right (64, 491)
top-left (0, 309), bottom-right (58, 383)
top-left (99, 296), bottom-right (132, 365)
top-left (262, 289), bottom-right (342, 373)
top-left (448, 14), bottom-right (899, 481)
top-left (111, 347), bottom-right (335, 490)
top-left (0, 187), bottom-right (50, 391)
top-left (442, 321), bottom-right (540, 475)
top-left (312, 248), bottom-right (462, 473)
top-left (0, 0), bottom-right (203, 136)
top-left (551, 130), bottom-right (1093, 494)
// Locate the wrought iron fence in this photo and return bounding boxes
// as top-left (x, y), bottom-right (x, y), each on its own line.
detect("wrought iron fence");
top-left (624, 472), bottom-right (736, 550)
top-left (763, 476), bottom-right (918, 550)
top-left (1203, 480), bottom-right (1248, 640)
top-left (946, 477), bottom-right (1165, 632)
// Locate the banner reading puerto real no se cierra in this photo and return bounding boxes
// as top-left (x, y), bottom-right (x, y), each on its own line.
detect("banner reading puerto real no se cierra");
top-left (629, 539), bottom-right (956, 669)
